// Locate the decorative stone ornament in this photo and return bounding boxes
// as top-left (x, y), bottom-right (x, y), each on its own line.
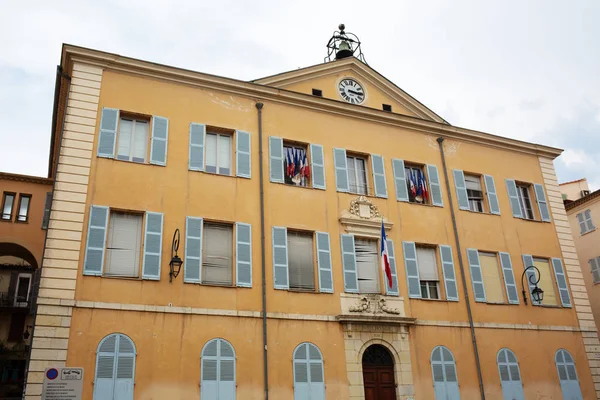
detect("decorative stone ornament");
top-left (340, 195), bottom-right (393, 238)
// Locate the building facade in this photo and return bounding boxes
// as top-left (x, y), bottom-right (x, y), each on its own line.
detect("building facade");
top-left (22, 44), bottom-right (600, 400)
top-left (561, 178), bottom-right (591, 202)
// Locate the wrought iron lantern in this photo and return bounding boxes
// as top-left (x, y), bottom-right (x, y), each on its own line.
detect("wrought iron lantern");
top-left (521, 266), bottom-right (544, 305)
top-left (169, 229), bottom-right (183, 282)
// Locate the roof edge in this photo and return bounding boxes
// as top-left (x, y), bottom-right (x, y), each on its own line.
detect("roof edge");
top-left (0, 171), bottom-right (54, 185)
top-left (565, 188), bottom-right (600, 211)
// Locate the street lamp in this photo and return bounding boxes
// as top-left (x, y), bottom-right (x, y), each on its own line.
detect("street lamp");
top-left (521, 266), bottom-right (544, 305)
top-left (169, 229), bottom-right (183, 283)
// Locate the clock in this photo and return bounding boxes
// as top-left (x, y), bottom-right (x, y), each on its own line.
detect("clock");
top-left (338, 78), bottom-right (365, 104)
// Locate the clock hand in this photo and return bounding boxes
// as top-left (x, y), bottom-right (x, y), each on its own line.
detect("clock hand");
top-left (348, 89), bottom-right (363, 96)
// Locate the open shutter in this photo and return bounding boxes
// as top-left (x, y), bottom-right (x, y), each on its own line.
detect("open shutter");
top-left (142, 212), bottom-right (163, 280)
top-left (452, 170), bottom-right (469, 210)
top-left (341, 234), bottom-right (358, 293)
top-left (371, 154), bottom-right (388, 198)
top-left (467, 249), bottom-right (486, 302)
top-left (184, 217), bottom-right (203, 283)
top-left (41, 191), bottom-right (52, 229)
top-left (392, 159), bottom-right (409, 202)
top-left (272, 227), bottom-right (289, 289)
top-left (505, 179), bottom-right (523, 218)
top-left (310, 144), bottom-right (326, 190)
top-left (427, 164), bottom-right (443, 206)
top-left (236, 130), bottom-right (251, 178)
top-left (484, 175), bottom-right (501, 215)
top-left (552, 258), bottom-right (572, 308)
top-left (402, 241), bottom-right (421, 298)
top-left (499, 253), bottom-right (519, 304)
top-left (236, 223), bottom-right (252, 287)
top-left (534, 183), bottom-right (551, 222)
top-left (269, 137), bottom-right (284, 183)
top-left (590, 258), bottom-right (600, 284)
top-left (333, 148), bottom-right (349, 192)
top-left (385, 239), bottom-right (399, 296)
top-left (150, 116), bottom-right (168, 166)
top-left (316, 232), bottom-right (333, 293)
top-left (84, 205), bottom-right (109, 276)
top-left (440, 245), bottom-right (458, 301)
top-left (521, 254), bottom-right (539, 305)
top-left (98, 108), bottom-right (119, 158)
top-left (189, 123), bottom-right (206, 171)
top-left (577, 213), bottom-right (586, 234)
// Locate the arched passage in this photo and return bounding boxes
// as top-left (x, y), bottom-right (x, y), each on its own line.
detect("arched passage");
top-left (362, 344), bottom-right (397, 400)
top-left (0, 242), bottom-right (38, 269)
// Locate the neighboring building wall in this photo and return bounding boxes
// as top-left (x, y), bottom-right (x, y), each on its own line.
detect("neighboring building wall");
top-left (560, 178), bottom-right (590, 201)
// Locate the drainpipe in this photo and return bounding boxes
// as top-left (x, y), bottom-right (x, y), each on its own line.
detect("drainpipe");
top-left (437, 137), bottom-right (486, 400)
top-left (256, 102), bottom-right (269, 399)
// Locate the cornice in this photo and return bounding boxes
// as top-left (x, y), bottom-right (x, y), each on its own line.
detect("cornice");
top-left (565, 189), bottom-right (600, 212)
top-left (0, 172), bottom-right (53, 185)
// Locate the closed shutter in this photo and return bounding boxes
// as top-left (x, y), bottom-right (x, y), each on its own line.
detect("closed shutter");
top-left (452, 170), bottom-right (469, 210)
top-left (440, 245), bottom-right (458, 301)
top-left (577, 212), bottom-right (586, 234)
top-left (402, 241), bottom-right (421, 298)
top-left (142, 212), bottom-right (163, 280)
top-left (269, 137), bottom-right (284, 183)
top-left (316, 232), bottom-right (333, 293)
top-left (427, 164), bottom-right (443, 206)
top-left (98, 108), bottom-right (119, 158)
top-left (236, 223), bottom-right (252, 287)
top-left (150, 116), bottom-right (168, 166)
top-left (288, 232), bottom-right (315, 290)
top-left (93, 334), bottom-right (136, 400)
top-left (584, 210), bottom-right (595, 232)
top-left (385, 239), bottom-right (399, 296)
top-left (236, 130), bottom-right (251, 178)
top-left (551, 258), bottom-right (572, 307)
top-left (272, 227), bottom-right (289, 289)
top-left (105, 213), bottom-right (142, 277)
top-left (355, 239), bottom-right (379, 293)
top-left (203, 224), bottom-right (233, 286)
top-left (467, 249), bottom-right (486, 302)
top-left (505, 179), bottom-right (523, 218)
top-left (333, 148), bottom-right (349, 192)
top-left (497, 349), bottom-right (525, 400)
top-left (41, 191), bottom-right (52, 229)
top-left (84, 205), bottom-right (109, 276)
top-left (371, 154), bottom-right (387, 198)
top-left (310, 144), bottom-right (326, 190)
top-left (184, 217), bottom-right (203, 283)
top-left (392, 159), bottom-right (409, 202)
top-left (499, 253), bottom-right (519, 304)
top-left (556, 349), bottom-right (583, 400)
top-left (533, 183), bottom-right (551, 222)
top-left (484, 175), bottom-right (501, 215)
top-left (341, 234), bottom-right (358, 293)
top-left (590, 258), bottom-right (600, 284)
top-left (201, 339), bottom-right (236, 400)
top-left (114, 335), bottom-right (136, 400)
top-left (189, 123), bottom-right (206, 171)
top-left (521, 254), bottom-right (539, 305)
top-left (431, 346), bottom-right (460, 400)
top-left (293, 343), bottom-right (325, 400)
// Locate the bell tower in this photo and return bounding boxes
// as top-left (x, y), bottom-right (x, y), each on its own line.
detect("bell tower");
top-left (325, 24), bottom-right (367, 63)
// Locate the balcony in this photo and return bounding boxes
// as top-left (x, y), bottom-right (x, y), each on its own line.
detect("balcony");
top-left (0, 293), bottom-right (32, 312)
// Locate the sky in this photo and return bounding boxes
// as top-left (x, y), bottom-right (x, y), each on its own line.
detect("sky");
top-left (1, 0), bottom-right (599, 188)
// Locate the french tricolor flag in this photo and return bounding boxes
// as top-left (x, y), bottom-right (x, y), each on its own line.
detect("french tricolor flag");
top-left (380, 221), bottom-right (393, 289)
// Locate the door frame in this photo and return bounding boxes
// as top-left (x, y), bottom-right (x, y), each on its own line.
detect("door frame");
top-left (14, 272), bottom-right (32, 307)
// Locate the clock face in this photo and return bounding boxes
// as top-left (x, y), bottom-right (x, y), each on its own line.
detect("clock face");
top-left (338, 78), bottom-right (365, 104)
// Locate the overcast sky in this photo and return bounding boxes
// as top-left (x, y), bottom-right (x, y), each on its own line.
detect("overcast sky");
top-left (1, 0), bottom-right (598, 188)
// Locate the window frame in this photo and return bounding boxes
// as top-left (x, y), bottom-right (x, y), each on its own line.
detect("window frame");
top-left (202, 221), bottom-right (235, 287)
top-left (14, 272), bottom-right (33, 307)
top-left (205, 129), bottom-right (234, 176)
top-left (404, 163), bottom-right (430, 205)
top-left (464, 174), bottom-right (485, 213)
top-left (355, 237), bottom-right (380, 294)
top-left (104, 210), bottom-right (144, 278)
top-left (478, 251), bottom-right (506, 304)
top-left (286, 229), bottom-right (317, 292)
top-left (116, 114), bottom-right (151, 163)
top-left (577, 209), bottom-right (595, 235)
top-left (15, 194), bottom-right (32, 223)
top-left (516, 183), bottom-right (535, 220)
top-left (1, 192), bottom-right (16, 221)
top-left (532, 257), bottom-right (560, 306)
top-left (346, 153), bottom-right (370, 195)
top-left (416, 245), bottom-right (442, 300)
top-left (283, 141), bottom-right (311, 187)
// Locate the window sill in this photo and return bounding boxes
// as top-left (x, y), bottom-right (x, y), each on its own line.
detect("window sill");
top-left (534, 304), bottom-right (563, 309)
top-left (412, 297), bottom-right (447, 302)
top-left (14, 220), bottom-right (29, 224)
top-left (102, 275), bottom-right (140, 280)
top-left (0, 218), bottom-right (12, 223)
top-left (483, 301), bottom-right (513, 306)
top-left (460, 209), bottom-right (500, 217)
top-left (98, 156), bottom-right (162, 168)
top-left (581, 228), bottom-right (597, 236)
top-left (184, 282), bottom-right (237, 288)
top-left (399, 201), bottom-right (440, 208)
top-left (288, 288), bottom-right (322, 294)
top-left (274, 181), bottom-right (318, 191)
top-left (514, 217), bottom-right (550, 224)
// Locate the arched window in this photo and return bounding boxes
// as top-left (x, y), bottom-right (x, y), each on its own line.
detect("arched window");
top-left (201, 338), bottom-right (236, 399)
top-left (431, 346), bottom-right (460, 400)
top-left (93, 333), bottom-right (136, 400)
top-left (497, 348), bottom-right (524, 400)
top-left (555, 349), bottom-right (583, 400)
top-left (293, 342), bottom-right (325, 399)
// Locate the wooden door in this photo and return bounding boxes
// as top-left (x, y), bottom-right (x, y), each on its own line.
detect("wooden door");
top-left (362, 345), bottom-right (397, 400)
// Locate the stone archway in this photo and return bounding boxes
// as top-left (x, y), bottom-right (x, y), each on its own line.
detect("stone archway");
top-left (362, 344), bottom-right (397, 400)
top-left (0, 242), bottom-right (39, 269)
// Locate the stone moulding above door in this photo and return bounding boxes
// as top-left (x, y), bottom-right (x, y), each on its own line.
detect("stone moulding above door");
top-left (340, 195), bottom-right (393, 238)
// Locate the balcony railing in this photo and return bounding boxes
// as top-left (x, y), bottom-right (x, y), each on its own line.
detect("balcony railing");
top-left (0, 293), bottom-right (31, 310)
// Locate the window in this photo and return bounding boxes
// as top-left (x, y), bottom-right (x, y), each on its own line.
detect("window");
top-left (382, 104), bottom-right (392, 112)
top-left (590, 257), bottom-right (600, 284)
top-left (201, 338), bottom-right (236, 399)
top-left (479, 252), bottom-right (504, 303)
top-left (431, 346), bottom-right (460, 400)
top-left (555, 349), bottom-right (583, 400)
top-left (15, 194), bottom-right (31, 222)
top-left (1, 192), bottom-right (15, 220)
top-left (465, 175), bottom-right (484, 212)
top-left (203, 223), bottom-right (233, 286)
top-left (206, 132), bottom-right (232, 175)
top-left (533, 258), bottom-right (558, 306)
top-left (405, 165), bottom-right (429, 204)
top-left (516, 184), bottom-right (534, 220)
top-left (497, 348), bottom-right (525, 400)
top-left (293, 343), bottom-right (325, 399)
top-left (284, 144), bottom-right (310, 187)
top-left (105, 212), bottom-right (143, 277)
top-left (93, 333), bottom-right (136, 400)
top-left (347, 155), bottom-right (368, 195)
top-left (312, 88), bottom-right (323, 97)
top-left (8, 314), bottom-right (26, 342)
top-left (14, 273), bottom-right (32, 307)
top-left (467, 250), bottom-right (519, 304)
top-left (116, 117), bottom-right (149, 162)
top-left (417, 246), bottom-right (439, 299)
top-left (577, 209), bottom-right (595, 235)
top-left (288, 231), bottom-right (315, 291)
top-left (355, 238), bottom-right (379, 293)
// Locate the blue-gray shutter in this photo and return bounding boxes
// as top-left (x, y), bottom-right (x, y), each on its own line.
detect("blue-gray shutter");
top-left (556, 349), bottom-right (583, 400)
top-left (552, 258), bottom-right (572, 308)
top-left (236, 223), bottom-right (252, 287)
top-left (499, 252), bottom-right (519, 304)
top-left (269, 137), bottom-right (284, 183)
top-left (427, 164), bottom-right (443, 206)
top-left (272, 227), bottom-right (289, 289)
top-left (142, 212), bottom-right (163, 280)
top-left (333, 148), bottom-right (349, 192)
top-left (316, 232), bottom-right (333, 293)
top-left (236, 131), bottom-right (251, 178)
top-left (467, 249), bottom-right (486, 302)
top-left (440, 245), bottom-right (458, 301)
top-left (497, 348), bottom-right (525, 400)
top-left (452, 170), bottom-right (469, 210)
top-left (83, 205), bottom-right (109, 276)
top-left (534, 183), bottom-right (551, 222)
top-left (293, 343), bottom-right (325, 400)
top-left (341, 234), bottom-right (358, 293)
top-left (521, 254), bottom-right (539, 305)
top-left (402, 241), bottom-right (421, 298)
top-left (431, 346), bottom-right (460, 400)
top-left (505, 179), bottom-right (523, 218)
top-left (114, 334), bottom-right (136, 399)
top-left (97, 108), bottom-right (119, 158)
top-left (201, 339), bottom-right (236, 400)
top-left (93, 335), bottom-right (116, 399)
top-left (310, 144), bottom-right (326, 190)
top-left (371, 154), bottom-right (387, 198)
top-left (392, 159), bottom-right (409, 202)
top-left (184, 217), bottom-right (203, 283)
top-left (150, 116), bottom-right (168, 166)
top-left (385, 239), bottom-right (399, 296)
top-left (484, 175), bottom-right (501, 215)
top-left (189, 123), bottom-right (205, 171)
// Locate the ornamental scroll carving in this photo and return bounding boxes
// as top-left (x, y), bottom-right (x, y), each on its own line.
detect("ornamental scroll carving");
top-left (348, 296), bottom-right (400, 315)
top-left (349, 196), bottom-right (381, 219)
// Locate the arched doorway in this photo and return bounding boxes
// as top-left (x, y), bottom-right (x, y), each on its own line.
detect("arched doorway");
top-left (362, 344), bottom-right (397, 400)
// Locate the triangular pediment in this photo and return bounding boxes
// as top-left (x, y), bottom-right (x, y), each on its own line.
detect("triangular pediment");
top-left (253, 57), bottom-right (447, 124)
